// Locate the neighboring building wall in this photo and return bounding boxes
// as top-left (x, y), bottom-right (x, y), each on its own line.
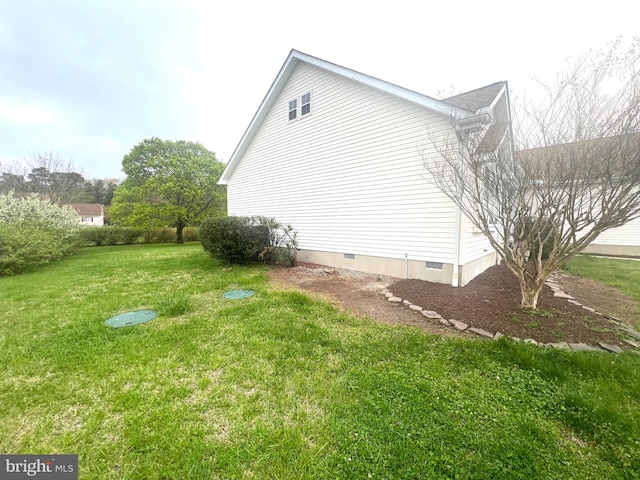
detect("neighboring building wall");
top-left (68, 203), bottom-right (105, 227)
top-left (79, 215), bottom-right (104, 227)
top-left (227, 62), bottom-right (468, 283)
top-left (582, 218), bottom-right (640, 257)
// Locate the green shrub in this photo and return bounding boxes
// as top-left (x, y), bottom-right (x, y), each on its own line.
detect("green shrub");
top-left (109, 227), bottom-right (144, 245)
top-left (156, 227), bottom-right (177, 243)
top-left (182, 227), bottom-right (199, 242)
top-left (140, 227), bottom-right (173, 244)
top-left (80, 226), bottom-right (144, 246)
top-left (80, 227), bottom-right (109, 246)
top-left (82, 226), bottom-right (199, 246)
top-left (143, 227), bottom-right (197, 244)
top-left (199, 216), bottom-right (297, 265)
top-left (199, 216), bottom-right (270, 264)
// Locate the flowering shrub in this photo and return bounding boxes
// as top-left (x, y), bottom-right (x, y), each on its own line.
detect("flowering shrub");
top-left (0, 191), bottom-right (82, 275)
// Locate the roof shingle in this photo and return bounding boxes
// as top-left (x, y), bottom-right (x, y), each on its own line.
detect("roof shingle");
top-left (68, 203), bottom-right (103, 216)
top-left (444, 81), bottom-right (506, 113)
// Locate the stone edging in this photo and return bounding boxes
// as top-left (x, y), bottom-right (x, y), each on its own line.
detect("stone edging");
top-left (382, 272), bottom-right (640, 354)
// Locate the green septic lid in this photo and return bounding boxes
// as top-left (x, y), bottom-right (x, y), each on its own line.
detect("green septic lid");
top-left (105, 310), bottom-right (157, 328)
top-left (223, 290), bottom-right (255, 300)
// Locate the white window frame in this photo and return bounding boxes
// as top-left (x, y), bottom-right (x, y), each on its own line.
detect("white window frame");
top-left (287, 91), bottom-right (312, 122)
top-left (300, 91), bottom-right (311, 116)
top-left (288, 98), bottom-right (298, 121)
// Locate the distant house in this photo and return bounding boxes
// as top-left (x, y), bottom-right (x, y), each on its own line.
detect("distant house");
top-left (219, 50), bottom-right (512, 286)
top-left (516, 134), bottom-right (640, 258)
top-left (582, 220), bottom-right (640, 257)
top-left (68, 203), bottom-right (105, 227)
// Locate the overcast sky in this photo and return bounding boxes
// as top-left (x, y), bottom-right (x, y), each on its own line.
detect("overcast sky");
top-left (0, 0), bottom-right (637, 179)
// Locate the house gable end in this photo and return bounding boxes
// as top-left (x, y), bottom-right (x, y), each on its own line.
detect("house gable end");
top-left (219, 50), bottom-right (471, 185)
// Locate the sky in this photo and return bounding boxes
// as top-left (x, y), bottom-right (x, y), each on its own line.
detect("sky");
top-left (0, 0), bottom-right (637, 180)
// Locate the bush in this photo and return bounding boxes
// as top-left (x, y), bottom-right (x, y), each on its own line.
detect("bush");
top-left (80, 226), bottom-right (145, 246)
top-left (108, 227), bottom-right (145, 245)
top-left (182, 227), bottom-right (199, 243)
top-left (199, 216), bottom-right (297, 265)
top-left (199, 216), bottom-right (270, 264)
top-left (80, 227), bottom-right (110, 246)
top-left (142, 227), bottom-right (198, 244)
top-left (0, 192), bottom-right (82, 275)
top-left (253, 216), bottom-right (298, 266)
top-left (153, 227), bottom-right (177, 243)
top-left (81, 226), bottom-right (200, 246)
top-left (0, 224), bottom-right (62, 275)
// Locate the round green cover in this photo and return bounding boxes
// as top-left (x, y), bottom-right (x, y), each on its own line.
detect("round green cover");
top-left (223, 290), bottom-right (255, 299)
top-left (105, 310), bottom-right (157, 328)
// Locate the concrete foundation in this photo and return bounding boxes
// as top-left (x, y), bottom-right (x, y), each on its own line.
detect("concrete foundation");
top-left (582, 244), bottom-right (640, 257)
top-left (296, 249), bottom-right (497, 286)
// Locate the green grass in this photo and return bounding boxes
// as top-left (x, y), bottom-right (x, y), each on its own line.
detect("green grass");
top-left (1, 244), bottom-right (639, 479)
top-left (565, 254), bottom-right (640, 328)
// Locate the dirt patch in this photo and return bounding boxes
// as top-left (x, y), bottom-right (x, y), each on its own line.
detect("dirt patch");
top-left (268, 264), bottom-right (464, 337)
top-left (269, 262), bottom-right (638, 348)
top-left (552, 271), bottom-right (638, 325)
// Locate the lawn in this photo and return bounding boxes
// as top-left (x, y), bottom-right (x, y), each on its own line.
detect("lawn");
top-left (1, 244), bottom-right (639, 479)
top-left (566, 255), bottom-right (640, 327)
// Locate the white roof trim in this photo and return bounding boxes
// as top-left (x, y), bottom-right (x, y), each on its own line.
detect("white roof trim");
top-left (219, 50), bottom-right (470, 184)
top-left (487, 82), bottom-right (508, 112)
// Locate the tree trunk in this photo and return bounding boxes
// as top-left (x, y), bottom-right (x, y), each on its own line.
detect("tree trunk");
top-left (519, 276), bottom-right (544, 309)
top-left (176, 222), bottom-right (184, 244)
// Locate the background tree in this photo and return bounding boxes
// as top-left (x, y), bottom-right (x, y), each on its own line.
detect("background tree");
top-left (0, 153), bottom-right (91, 203)
top-left (109, 138), bottom-right (226, 242)
top-left (86, 179), bottom-right (118, 206)
top-left (423, 38), bottom-right (640, 309)
top-left (0, 153), bottom-right (121, 205)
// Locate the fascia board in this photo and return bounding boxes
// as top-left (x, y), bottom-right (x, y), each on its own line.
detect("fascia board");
top-left (487, 82), bottom-right (508, 112)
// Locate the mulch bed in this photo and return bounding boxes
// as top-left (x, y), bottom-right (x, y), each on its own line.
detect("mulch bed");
top-left (389, 263), bottom-right (625, 346)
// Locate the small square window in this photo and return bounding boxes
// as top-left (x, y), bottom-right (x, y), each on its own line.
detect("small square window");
top-left (288, 98), bottom-right (297, 121)
top-left (301, 91), bottom-right (311, 116)
top-left (344, 253), bottom-right (355, 260)
top-left (426, 261), bottom-right (443, 270)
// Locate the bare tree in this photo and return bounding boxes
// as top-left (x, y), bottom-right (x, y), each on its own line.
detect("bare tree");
top-left (423, 38), bottom-right (640, 309)
top-left (0, 152), bottom-right (90, 203)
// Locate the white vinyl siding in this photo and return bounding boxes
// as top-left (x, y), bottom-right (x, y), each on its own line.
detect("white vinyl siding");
top-left (227, 62), bottom-right (460, 264)
top-left (589, 217), bottom-right (640, 247)
top-left (463, 217), bottom-right (496, 263)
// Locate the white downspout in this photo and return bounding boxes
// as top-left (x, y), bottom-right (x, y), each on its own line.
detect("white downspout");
top-left (452, 207), bottom-right (462, 287)
top-left (404, 253), bottom-right (409, 279)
